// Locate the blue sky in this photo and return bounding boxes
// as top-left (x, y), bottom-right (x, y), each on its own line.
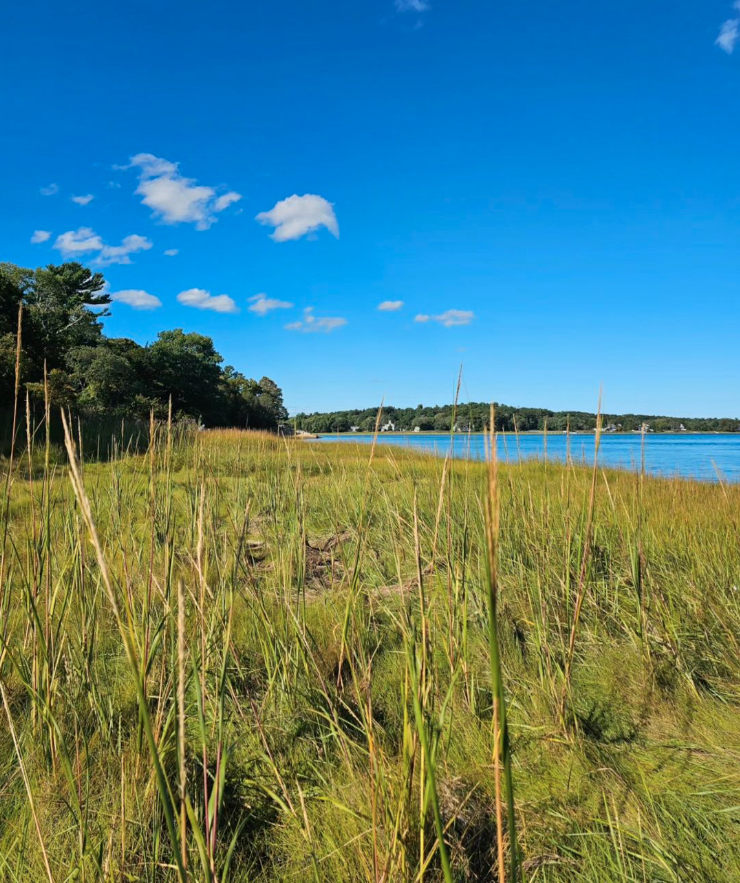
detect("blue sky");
top-left (2, 0), bottom-right (739, 416)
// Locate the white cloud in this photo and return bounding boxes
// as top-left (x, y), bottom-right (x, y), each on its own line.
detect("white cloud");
top-left (414, 309), bottom-right (474, 327)
top-left (248, 294), bottom-right (294, 316)
top-left (111, 289), bottom-right (162, 310)
top-left (396, 0), bottom-right (430, 11)
top-left (285, 306), bottom-right (347, 333)
top-left (378, 300), bottom-right (404, 311)
top-left (40, 183), bottom-right (59, 196)
top-left (96, 234), bottom-right (153, 266)
top-left (124, 153), bottom-right (242, 230)
top-left (256, 194), bottom-right (339, 242)
top-left (30, 230), bottom-right (52, 244)
top-left (54, 227), bottom-right (104, 256)
top-left (53, 227), bottom-right (152, 265)
top-left (213, 192), bottom-right (242, 212)
top-left (717, 18), bottom-right (740, 53)
top-left (164, 248), bottom-right (179, 256)
top-left (176, 288), bottom-right (239, 314)
top-left (71, 194), bottom-right (95, 205)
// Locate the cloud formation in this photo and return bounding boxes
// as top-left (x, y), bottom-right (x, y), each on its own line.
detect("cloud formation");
top-left (71, 194), bottom-right (94, 205)
top-left (256, 194), bottom-right (339, 242)
top-left (124, 153), bottom-right (242, 230)
top-left (716, 2), bottom-right (740, 53)
top-left (396, 0), bottom-right (430, 11)
top-left (40, 183), bottom-right (58, 196)
top-left (285, 307), bottom-right (347, 333)
top-left (164, 248), bottom-right (179, 256)
top-left (248, 294), bottom-right (294, 316)
top-left (717, 17), bottom-right (740, 53)
top-left (31, 230), bottom-right (51, 244)
top-left (176, 288), bottom-right (239, 314)
top-left (111, 289), bottom-right (162, 310)
top-left (53, 227), bottom-right (152, 266)
top-left (378, 300), bottom-right (404, 311)
top-left (414, 309), bottom-right (474, 327)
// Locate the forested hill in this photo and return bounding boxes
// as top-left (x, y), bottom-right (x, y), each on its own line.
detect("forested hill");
top-left (294, 402), bottom-right (740, 434)
top-left (0, 261), bottom-right (287, 429)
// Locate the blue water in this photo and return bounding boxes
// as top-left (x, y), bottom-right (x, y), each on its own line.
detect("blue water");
top-left (312, 432), bottom-right (740, 483)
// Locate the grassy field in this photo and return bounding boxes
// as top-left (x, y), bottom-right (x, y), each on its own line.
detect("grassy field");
top-left (1, 423), bottom-right (739, 882)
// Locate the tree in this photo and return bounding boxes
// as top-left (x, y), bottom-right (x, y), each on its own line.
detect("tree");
top-left (0, 261), bottom-right (289, 432)
top-left (148, 329), bottom-right (224, 424)
top-left (65, 345), bottom-right (140, 414)
top-left (23, 262), bottom-right (110, 374)
top-left (433, 412), bottom-right (450, 431)
top-left (256, 376), bottom-right (288, 425)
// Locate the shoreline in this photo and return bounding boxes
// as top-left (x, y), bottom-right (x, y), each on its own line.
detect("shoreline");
top-left (304, 429), bottom-right (736, 438)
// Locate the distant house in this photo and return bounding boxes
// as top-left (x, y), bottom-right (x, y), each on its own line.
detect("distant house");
top-left (413, 426), bottom-right (421, 433)
top-left (678, 423), bottom-right (687, 432)
top-left (350, 425), bottom-right (360, 432)
top-left (381, 421), bottom-right (395, 432)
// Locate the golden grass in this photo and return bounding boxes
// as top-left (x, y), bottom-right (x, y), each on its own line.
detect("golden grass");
top-left (0, 424), bottom-right (739, 881)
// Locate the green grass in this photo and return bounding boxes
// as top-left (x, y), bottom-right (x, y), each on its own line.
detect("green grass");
top-left (0, 424), bottom-right (739, 882)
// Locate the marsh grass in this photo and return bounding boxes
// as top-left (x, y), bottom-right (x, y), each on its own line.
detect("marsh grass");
top-left (0, 415), bottom-right (739, 882)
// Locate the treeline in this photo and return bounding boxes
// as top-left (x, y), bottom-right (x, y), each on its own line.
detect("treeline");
top-left (295, 402), bottom-right (740, 434)
top-left (0, 261), bottom-right (287, 429)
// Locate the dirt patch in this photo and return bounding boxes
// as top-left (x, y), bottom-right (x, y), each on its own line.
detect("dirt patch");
top-left (376, 559), bottom-right (447, 598)
top-left (303, 529), bottom-right (353, 590)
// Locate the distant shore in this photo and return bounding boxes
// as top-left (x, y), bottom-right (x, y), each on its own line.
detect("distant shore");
top-left (304, 429), bottom-right (736, 438)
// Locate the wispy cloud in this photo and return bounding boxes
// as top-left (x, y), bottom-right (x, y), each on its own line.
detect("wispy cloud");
top-left (96, 235), bottom-right (152, 266)
top-left (30, 230), bottom-right (51, 244)
top-left (71, 194), bottom-right (95, 205)
top-left (396, 0), bottom-right (430, 11)
top-left (716, 2), bottom-right (740, 53)
top-left (717, 18), bottom-right (740, 53)
top-left (414, 309), bottom-right (474, 327)
top-left (256, 194), bottom-right (339, 242)
top-left (123, 153), bottom-right (242, 230)
top-left (378, 300), bottom-right (404, 311)
top-left (164, 248), bottom-right (179, 256)
top-left (40, 183), bottom-right (58, 196)
top-left (285, 307), bottom-right (347, 333)
top-left (53, 227), bottom-right (152, 266)
top-left (176, 288), bottom-right (239, 314)
top-left (248, 294), bottom-right (294, 316)
top-left (111, 289), bottom-right (162, 310)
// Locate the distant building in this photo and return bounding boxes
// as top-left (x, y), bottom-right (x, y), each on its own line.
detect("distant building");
top-left (381, 421), bottom-right (395, 432)
top-left (678, 423), bottom-right (687, 432)
top-left (350, 425), bottom-right (360, 432)
top-left (413, 426), bottom-right (421, 432)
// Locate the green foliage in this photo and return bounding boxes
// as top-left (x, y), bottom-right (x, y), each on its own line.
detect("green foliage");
top-left (295, 401), bottom-right (740, 434)
top-left (0, 261), bottom-right (286, 429)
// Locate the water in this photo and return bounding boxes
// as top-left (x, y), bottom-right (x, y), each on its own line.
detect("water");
top-left (311, 432), bottom-right (740, 483)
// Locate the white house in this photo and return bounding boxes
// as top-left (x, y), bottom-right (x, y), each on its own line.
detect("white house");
top-left (381, 421), bottom-right (395, 432)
